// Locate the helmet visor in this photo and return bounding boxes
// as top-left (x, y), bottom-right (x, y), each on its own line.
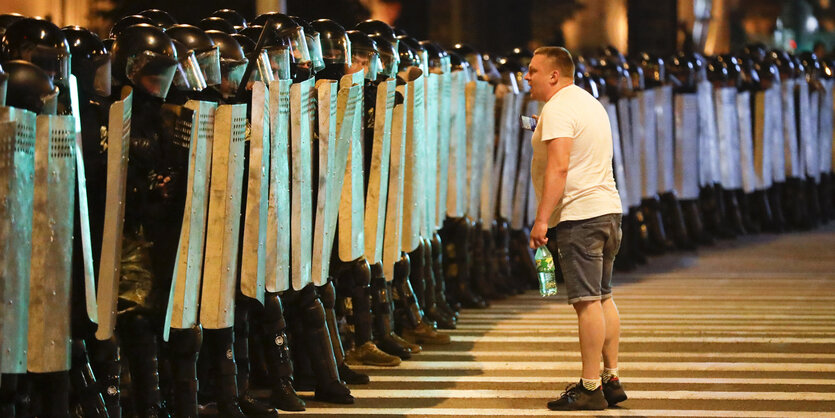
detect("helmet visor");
top-left (418, 50), bottom-right (429, 76)
top-left (221, 59), bottom-right (247, 97)
top-left (174, 50), bottom-right (208, 91)
top-left (26, 46), bottom-right (71, 87)
top-left (321, 34), bottom-right (351, 66)
top-left (92, 55), bottom-right (112, 97)
top-left (251, 49), bottom-right (275, 83)
top-left (40, 87), bottom-right (60, 115)
top-left (280, 27), bottom-right (311, 66)
top-left (267, 47), bottom-right (291, 80)
top-left (351, 50), bottom-right (379, 81)
top-left (196, 46), bottom-right (222, 86)
top-left (306, 32), bottom-right (325, 72)
top-left (126, 50), bottom-right (178, 98)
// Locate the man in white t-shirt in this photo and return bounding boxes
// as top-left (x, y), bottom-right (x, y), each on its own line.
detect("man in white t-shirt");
top-left (525, 46), bottom-right (625, 411)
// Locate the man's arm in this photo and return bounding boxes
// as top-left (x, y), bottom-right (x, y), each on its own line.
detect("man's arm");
top-left (529, 137), bottom-right (572, 248)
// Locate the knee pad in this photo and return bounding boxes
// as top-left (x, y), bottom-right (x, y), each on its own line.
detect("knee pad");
top-left (394, 253), bottom-right (411, 280)
top-left (319, 281), bottom-right (337, 310)
top-left (168, 326), bottom-right (203, 356)
top-left (352, 258), bottom-right (371, 288)
top-left (369, 261), bottom-right (385, 280)
top-left (301, 298), bottom-right (327, 327)
top-left (263, 292), bottom-right (287, 331)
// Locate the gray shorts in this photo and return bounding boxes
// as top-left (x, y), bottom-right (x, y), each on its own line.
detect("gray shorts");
top-left (549, 213), bottom-right (622, 305)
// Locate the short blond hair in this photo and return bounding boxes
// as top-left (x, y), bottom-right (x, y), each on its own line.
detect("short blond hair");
top-left (534, 46), bottom-right (574, 80)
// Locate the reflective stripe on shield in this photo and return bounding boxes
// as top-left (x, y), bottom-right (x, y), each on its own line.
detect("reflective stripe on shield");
top-left (511, 98), bottom-right (538, 230)
top-left (289, 78), bottom-right (314, 290)
top-left (498, 91), bottom-right (523, 220)
top-left (0, 108), bottom-right (36, 373)
top-left (619, 97), bottom-right (640, 207)
top-left (781, 79), bottom-right (800, 178)
top-left (266, 80), bottom-right (292, 292)
top-left (737, 90), bottom-right (757, 193)
top-left (715, 87), bottom-right (742, 189)
top-left (383, 86), bottom-right (408, 282)
top-left (95, 87), bottom-right (132, 341)
top-left (464, 80), bottom-right (481, 220)
top-left (480, 83), bottom-right (498, 230)
top-left (639, 89), bottom-right (658, 198)
top-left (337, 71), bottom-right (366, 263)
top-left (241, 82), bottom-right (270, 303)
top-left (767, 86), bottom-right (786, 183)
top-left (28, 114), bottom-right (76, 373)
top-left (753, 90), bottom-right (774, 190)
top-left (674, 93), bottom-right (701, 199)
top-left (200, 103), bottom-right (247, 329)
top-left (698, 81), bottom-right (720, 186)
top-left (435, 72), bottom-right (452, 227)
top-left (656, 86), bottom-right (675, 194)
top-left (447, 71), bottom-right (467, 218)
top-left (165, 100), bottom-right (215, 337)
top-left (603, 98), bottom-right (630, 211)
top-left (804, 83), bottom-right (820, 180)
top-left (402, 69), bottom-right (424, 253)
top-left (364, 78), bottom-right (396, 264)
top-left (796, 79), bottom-right (813, 179)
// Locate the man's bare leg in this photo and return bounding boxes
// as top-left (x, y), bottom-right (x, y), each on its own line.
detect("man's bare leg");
top-left (601, 297), bottom-right (620, 369)
top-left (573, 300), bottom-right (605, 380)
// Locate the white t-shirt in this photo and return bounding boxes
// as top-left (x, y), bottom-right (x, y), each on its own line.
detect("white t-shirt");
top-left (530, 84), bottom-right (622, 227)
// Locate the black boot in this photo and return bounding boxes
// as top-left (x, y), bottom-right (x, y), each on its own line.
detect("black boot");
top-left (31, 371), bottom-right (71, 418)
top-left (723, 188), bottom-right (747, 235)
top-left (442, 218), bottom-right (487, 308)
top-left (298, 285), bottom-right (353, 404)
top-left (626, 207), bottom-right (649, 263)
top-left (422, 238), bottom-right (456, 329)
top-left (641, 196), bottom-right (676, 253)
top-left (784, 177), bottom-right (811, 230)
top-left (659, 192), bottom-right (696, 250)
top-left (768, 183), bottom-right (787, 232)
top-left (738, 191), bottom-right (762, 234)
top-left (321, 278), bottom-right (380, 377)
top-left (0, 374), bottom-right (17, 417)
top-left (167, 326), bottom-right (201, 418)
top-left (680, 198), bottom-right (713, 245)
top-left (89, 336), bottom-right (121, 418)
top-left (492, 220), bottom-right (520, 295)
top-left (806, 177), bottom-right (822, 227)
top-left (202, 327), bottom-right (246, 418)
top-left (258, 292), bottom-right (305, 412)
top-left (407, 243), bottom-right (428, 312)
top-left (468, 221), bottom-right (496, 302)
top-left (370, 263), bottom-right (415, 360)
top-left (70, 339), bottom-right (108, 418)
top-left (119, 314), bottom-right (168, 418)
top-left (431, 233), bottom-right (459, 320)
top-left (233, 301), bottom-right (279, 418)
top-left (509, 227), bottom-right (539, 290)
top-left (820, 173), bottom-right (834, 221)
top-left (751, 189), bottom-right (776, 232)
top-left (700, 184), bottom-right (734, 239)
top-left (393, 253), bottom-right (451, 346)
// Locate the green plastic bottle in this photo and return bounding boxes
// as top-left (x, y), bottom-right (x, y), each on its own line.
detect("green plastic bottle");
top-left (535, 246), bottom-right (558, 297)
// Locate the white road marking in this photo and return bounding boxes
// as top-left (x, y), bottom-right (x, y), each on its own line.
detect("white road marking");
top-left (353, 361), bottom-right (835, 372)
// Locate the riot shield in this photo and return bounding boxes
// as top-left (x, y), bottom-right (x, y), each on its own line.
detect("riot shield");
top-left (803, 81), bottom-right (820, 180)
top-left (266, 79), bottom-right (292, 292)
top-left (364, 78), bottom-right (396, 264)
top-left (781, 79), bottom-right (801, 179)
top-left (200, 103), bottom-right (247, 329)
top-left (480, 82), bottom-right (499, 230)
top-left (68, 75), bottom-right (97, 324)
top-left (464, 80), bottom-right (482, 220)
top-left (674, 93), bottom-right (701, 200)
top-left (715, 87), bottom-right (742, 189)
top-left (768, 86), bottom-right (786, 184)
top-left (737, 90), bottom-right (757, 193)
top-left (0, 72), bottom-right (6, 106)
top-left (820, 79), bottom-right (834, 175)
top-left (289, 78), bottom-right (315, 290)
top-left (796, 79), bottom-right (813, 180)
top-left (446, 71), bottom-right (467, 218)
top-left (698, 80), bottom-right (721, 187)
top-left (639, 89), bottom-right (658, 198)
top-left (166, 100), bottom-right (215, 337)
top-left (435, 72), bottom-right (453, 228)
top-left (383, 84), bottom-right (408, 282)
top-left (0, 109), bottom-right (36, 374)
top-left (402, 68), bottom-right (425, 253)
top-left (498, 90), bottom-right (524, 220)
top-left (95, 86), bottom-right (132, 341)
top-left (621, 97), bottom-right (641, 208)
top-left (602, 98), bottom-right (630, 211)
top-left (656, 86), bottom-right (675, 195)
top-left (511, 97), bottom-right (539, 230)
top-left (336, 70), bottom-right (366, 265)
top-left (753, 90), bottom-right (774, 190)
top-left (241, 81), bottom-right (270, 303)
top-left (28, 114), bottom-right (76, 373)
top-left (422, 73), bottom-right (439, 237)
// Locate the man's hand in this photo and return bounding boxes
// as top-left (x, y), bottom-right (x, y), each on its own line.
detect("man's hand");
top-left (529, 220), bottom-right (549, 249)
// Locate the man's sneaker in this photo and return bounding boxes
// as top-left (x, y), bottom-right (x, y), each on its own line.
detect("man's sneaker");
top-left (546, 381), bottom-right (608, 411)
top-left (602, 377), bottom-right (628, 406)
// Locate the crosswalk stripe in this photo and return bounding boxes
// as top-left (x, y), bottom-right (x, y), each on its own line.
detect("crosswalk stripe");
top-left (454, 324), bottom-right (835, 331)
top-left (310, 389), bottom-right (835, 401)
top-left (365, 376), bottom-right (835, 385)
top-left (445, 329), bottom-right (835, 335)
top-left (458, 313), bottom-right (835, 319)
top-left (352, 361), bottom-right (835, 372)
top-left (299, 408), bottom-right (832, 417)
top-left (422, 350), bottom-right (835, 359)
top-left (450, 335), bottom-right (835, 343)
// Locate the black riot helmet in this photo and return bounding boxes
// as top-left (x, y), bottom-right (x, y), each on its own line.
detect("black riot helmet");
top-left (369, 34), bottom-right (398, 79)
top-left (212, 9), bottom-right (247, 32)
top-left (420, 40), bottom-right (451, 74)
top-left (448, 51), bottom-right (474, 82)
top-left (798, 52), bottom-right (822, 80)
top-left (668, 53), bottom-right (696, 92)
top-left (199, 17), bottom-right (237, 34)
top-left (397, 37), bottom-right (419, 71)
top-left (170, 38), bottom-right (206, 91)
top-left (1, 18), bottom-right (71, 90)
top-left (638, 52), bottom-right (666, 88)
top-left (592, 55), bottom-right (631, 100)
top-left (756, 55), bottom-right (780, 90)
top-left (743, 43), bottom-right (768, 63)
top-left (507, 47), bottom-right (532, 70)
top-left (498, 54), bottom-right (528, 92)
top-left (707, 55), bottom-right (733, 87)
top-left (574, 59), bottom-right (598, 98)
top-left (111, 23), bottom-right (178, 98)
top-left (109, 15), bottom-right (154, 39)
top-left (62, 25), bottom-right (111, 98)
top-left (494, 56), bottom-right (520, 93)
top-left (310, 19), bottom-right (351, 66)
top-left (738, 54), bottom-right (761, 91)
top-left (206, 30), bottom-right (248, 98)
top-left (139, 9), bottom-right (177, 29)
top-left (0, 13), bottom-right (25, 37)
top-left (346, 30), bottom-right (379, 81)
top-left (601, 45), bottom-right (625, 66)
top-left (623, 60), bottom-right (645, 91)
top-left (290, 16), bottom-right (325, 73)
top-left (3, 60), bottom-right (59, 114)
top-left (0, 62), bottom-right (6, 105)
top-left (239, 25), bottom-right (290, 81)
top-left (481, 53), bottom-right (502, 84)
top-left (399, 36), bottom-right (428, 75)
top-left (166, 24), bottom-right (222, 86)
top-left (252, 12), bottom-right (311, 69)
top-left (355, 20), bottom-right (398, 53)
top-left (451, 43), bottom-right (485, 80)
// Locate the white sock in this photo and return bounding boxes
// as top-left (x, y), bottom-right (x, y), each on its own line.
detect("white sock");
top-left (581, 377), bottom-right (601, 391)
top-left (601, 367), bottom-right (619, 383)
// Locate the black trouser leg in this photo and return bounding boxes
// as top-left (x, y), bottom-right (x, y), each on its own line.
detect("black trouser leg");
top-left (118, 314), bottom-right (166, 418)
top-left (167, 326), bottom-right (201, 418)
top-left (259, 292), bottom-right (305, 411)
top-left (89, 336), bottom-right (121, 418)
top-left (70, 339), bottom-right (108, 418)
